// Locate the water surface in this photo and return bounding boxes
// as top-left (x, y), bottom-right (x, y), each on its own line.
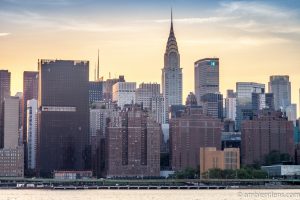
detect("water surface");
top-left (1, 189), bottom-right (300, 200)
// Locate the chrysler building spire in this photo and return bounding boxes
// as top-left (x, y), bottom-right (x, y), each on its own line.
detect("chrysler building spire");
top-left (164, 9), bottom-right (180, 69)
top-left (171, 8), bottom-right (173, 33)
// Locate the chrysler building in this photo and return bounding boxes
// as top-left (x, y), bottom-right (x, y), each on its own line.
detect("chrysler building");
top-left (162, 10), bottom-right (183, 122)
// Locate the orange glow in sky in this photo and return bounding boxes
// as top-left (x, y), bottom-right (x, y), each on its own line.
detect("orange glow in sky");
top-left (0, 0), bottom-right (299, 116)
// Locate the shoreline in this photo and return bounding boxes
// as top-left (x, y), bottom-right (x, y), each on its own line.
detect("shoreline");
top-left (1, 185), bottom-right (300, 190)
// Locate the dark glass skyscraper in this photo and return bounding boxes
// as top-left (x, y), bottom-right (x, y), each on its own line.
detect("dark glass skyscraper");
top-left (89, 81), bottom-right (103, 105)
top-left (37, 60), bottom-right (89, 177)
top-left (0, 70), bottom-right (11, 148)
top-left (22, 71), bottom-right (38, 144)
top-left (201, 93), bottom-right (223, 119)
top-left (268, 75), bottom-right (291, 111)
top-left (236, 82), bottom-right (265, 130)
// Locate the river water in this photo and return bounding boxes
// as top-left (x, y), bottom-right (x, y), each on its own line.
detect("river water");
top-left (1, 189), bottom-right (300, 200)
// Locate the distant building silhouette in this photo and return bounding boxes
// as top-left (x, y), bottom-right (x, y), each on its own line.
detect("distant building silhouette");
top-left (22, 72), bottom-right (38, 145)
top-left (0, 70), bottom-right (11, 148)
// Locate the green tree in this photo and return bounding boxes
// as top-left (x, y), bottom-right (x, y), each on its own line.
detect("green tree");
top-left (173, 167), bottom-right (197, 179)
top-left (264, 150), bottom-right (291, 165)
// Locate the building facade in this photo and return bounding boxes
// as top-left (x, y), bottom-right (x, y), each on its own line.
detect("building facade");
top-left (236, 82), bottom-right (265, 130)
top-left (199, 147), bottom-right (240, 175)
top-left (4, 96), bottom-right (20, 149)
top-left (0, 146), bottom-right (24, 177)
top-left (251, 92), bottom-right (274, 112)
top-left (112, 82), bottom-right (136, 109)
top-left (135, 83), bottom-right (160, 109)
top-left (201, 93), bottom-right (223, 119)
top-left (89, 81), bottom-right (103, 104)
top-left (170, 106), bottom-right (223, 171)
top-left (241, 110), bottom-right (294, 165)
top-left (37, 60), bottom-right (90, 177)
top-left (225, 90), bottom-right (237, 121)
top-left (162, 12), bottom-right (183, 123)
top-left (0, 70), bottom-right (11, 148)
top-left (22, 72), bottom-right (38, 145)
top-left (105, 105), bottom-right (161, 177)
top-left (102, 76), bottom-right (125, 101)
top-left (268, 75), bottom-right (291, 111)
top-left (150, 95), bottom-right (165, 124)
top-left (194, 58), bottom-right (219, 105)
top-left (26, 99), bottom-right (37, 170)
top-left (286, 104), bottom-right (297, 126)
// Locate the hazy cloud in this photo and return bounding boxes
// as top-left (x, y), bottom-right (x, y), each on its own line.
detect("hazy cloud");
top-left (153, 16), bottom-right (236, 24)
top-left (0, 10), bottom-right (137, 33)
top-left (1, 0), bottom-right (88, 6)
top-left (218, 1), bottom-right (300, 34)
top-left (182, 36), bottom-right (289, 46)
top-left (0, 32), bottom-right (10, 36)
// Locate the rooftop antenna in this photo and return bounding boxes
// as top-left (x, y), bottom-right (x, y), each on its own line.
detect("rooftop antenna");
top-left (94, 63), bottom-right (96, 81)
top-left (97, 49), bottom-right (100, 80)
top-left (171, 7), bottom-right (173, 26)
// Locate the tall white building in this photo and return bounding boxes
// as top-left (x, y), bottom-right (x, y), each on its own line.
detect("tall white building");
top-left (150, 95), bottom-right (166, 124)
top-left (4, 96), bottom-right (19, 149)
top-left (90, 102), bottom-right (116, 138)
top-left (112, 82), bottom-right (136, 109)
top-left (135, 83), bottom-right (160, 109)
top-left (26, 99), bottom-right (37, 170)
top-left (286, 104), bottom-right (297, 126)
top-left (225, 90), bottom-right (236, 121)
top-left (135, 83), bottom-right (166, 124)
top-left (162, 11), bottom-right (182, 123)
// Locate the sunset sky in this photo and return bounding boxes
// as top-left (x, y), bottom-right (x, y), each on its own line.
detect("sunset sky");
top-left (0, 0), bottom-right (300, 114)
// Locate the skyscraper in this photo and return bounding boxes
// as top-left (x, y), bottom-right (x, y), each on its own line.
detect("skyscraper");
top-left (135, 83), bottom-right (166, 124)
top-left (22, 71), bottom-right (38, 145)
top-left (112, 82), bottom-right (136, 109)
top-left (150, 95), bottom-right (165, 124)
top-left (0, 70), bottom-right (11, 148)
top-left (241, 110), bottom-right (294, 165)
top-left (4, 96), bottom-right (19, 149)
top-left (170, 106), bottom-right (222, 171)
top-left (225, 90), bottom-right (237, 121)
top-left (135, 83), bottom-right (160, 109)
top-left (37, 60), bottom-right (89, 177)
top-left (26, 99), bottom-right (37, 170)
top-left (236, 82), bottom-right (265, 130)
top-left (201, 93), bottom-right (223, 119)
top-left (102, 76), bottom-right (125, 101)
top-left (162, 11), bottom-right (183, 122)
top-left (106, 105), bottom-right (161, 177)
top-left (286, 104), bottom-right (297, 126)
top-left (194, 58), bottom-right (219, 104)
top-left (89, 81), bottom-right (103, 104)
top-left (251, 93), bottom-right (274, 111)
top-left (268, 75), bottom-right (291, 111)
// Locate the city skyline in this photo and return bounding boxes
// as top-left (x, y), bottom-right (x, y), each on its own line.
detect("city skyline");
top-left (1, 0), bottom-right (300, 110)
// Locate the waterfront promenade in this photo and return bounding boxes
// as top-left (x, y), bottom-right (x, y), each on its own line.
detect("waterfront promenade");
top-left (1, 178), bottom-right (300, 189)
